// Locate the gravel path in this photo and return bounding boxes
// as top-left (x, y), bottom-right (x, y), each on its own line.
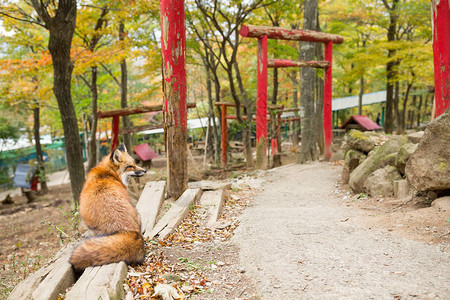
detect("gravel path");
top-left (233, 162), bottom-right (450, 299)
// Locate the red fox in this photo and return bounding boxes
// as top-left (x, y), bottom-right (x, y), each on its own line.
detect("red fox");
top-left (70, 144), bottom-right (146, 270)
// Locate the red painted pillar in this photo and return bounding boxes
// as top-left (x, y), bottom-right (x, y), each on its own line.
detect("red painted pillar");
top-left (110, 116), bottom-right (120, 152)
top-left (161, 0), bottom-right (187, 198)
top-left (324, 42), bottom-right (333, 159)
top-left (256, 35), bottom-right (268, 169)
top-left (221, 105), bottom-right (227, 166)
top-left (432, 0), bottom-right (450, 117)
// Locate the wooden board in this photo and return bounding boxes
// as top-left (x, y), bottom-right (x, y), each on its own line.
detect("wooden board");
top-left (147, 188), bottom-right (201, 240)
top-left (65, 262), bottom-right (127, 300)
top-left (8, 243), bottom-right (76, 300)
top-left (199, 190), bottom-right (225, 228)
top-left (136, 181), bottom-right (166, 235)
top-left (188, 180), bottom-right (231, 191)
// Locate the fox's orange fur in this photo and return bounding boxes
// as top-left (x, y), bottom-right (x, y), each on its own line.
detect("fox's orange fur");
top-left (70, 144), bottom-right (146, 270)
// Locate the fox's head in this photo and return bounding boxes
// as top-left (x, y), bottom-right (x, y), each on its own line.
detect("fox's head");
top-left (110, 144), bottom-right (146, 186)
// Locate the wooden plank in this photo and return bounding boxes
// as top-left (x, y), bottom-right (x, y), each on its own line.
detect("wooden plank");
top-left (239, 24), bottom-right (344, 44)
top-left (147, 188), bottom-right (202, 240)
top-left (199, 190), bottom-right (225, 228)
top-left (188, 180), bottom-right (231, 191)
top-left (136, 181), bottom-right (167, 234)
top-left (8, 243), bottom-right (76, 300)
top-left (65, 261), bottom-right (128, 300)
top-left (268, 59), bottom-right (330, 69)
top-left (119, 123), bottom-right (163, 135)
top-left (98, 103), bottom-right (197, 119)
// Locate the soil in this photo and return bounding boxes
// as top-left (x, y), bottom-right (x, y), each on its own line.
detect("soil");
top-left (1, 153), bottom-right (449, 299)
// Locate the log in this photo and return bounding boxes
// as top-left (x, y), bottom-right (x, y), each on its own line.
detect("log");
top-left (147, 188), bottom-right (202, 240)
top-left (8, 243), bottom-right (76, 300)
top-left (240, 25), bottom-right (344, 44)
top-left (136, 181), bottom-right (167, 234)
top-left (65, 262), bottom-right (128, 300)
top-left (268, 59), bottom-right (330, 69)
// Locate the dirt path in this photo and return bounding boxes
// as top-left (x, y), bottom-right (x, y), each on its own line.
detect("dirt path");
top-left (233, 162), bottom-right (450, 299)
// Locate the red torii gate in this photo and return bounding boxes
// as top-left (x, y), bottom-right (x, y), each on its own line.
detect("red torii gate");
top-left (432, 0), bottom-right (450, 116)
top-left (240, 25), bottom-right (344, 168)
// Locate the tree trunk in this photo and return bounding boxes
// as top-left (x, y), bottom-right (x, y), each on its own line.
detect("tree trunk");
top-left (86, 66), bottom-right (98, 172)
top-left (33, 103), bottom-right (48, 194)
top-left (299, 0), bottom-right (320, 163)
top-left (417, 94), bottom-right (423, 127)
top-left (233, 60), bottom-right (254, 168)
top-left (161, 0), bottom-right (187, 198)
top-left (31, 0), bottom-right (85, 204)
top-left (358, 75), bottom-right (364, 115)
top-left (290, 70), bottom-right (300, 146)
top-left (384, 0), bottom-right (399, 134)
top-left (119, 21), bottom-right (132, 152)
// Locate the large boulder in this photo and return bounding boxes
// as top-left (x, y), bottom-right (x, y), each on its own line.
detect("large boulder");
top-left (349, 135), bottom-right (408, 193)
top-left (431, 196), bottom-right (450, 212)
top-left (406, 109), bottom-right (450, 191)
top-left (345, 130), bottom-right (376, 153)
top-left (363, 165), bottom-right (402, 197)
top-left (407, 131), bottom-right (424, 144)
top-left (395, 143), bottom-right (418, 175)
top-left (341, 149), bottom-right (366, 184)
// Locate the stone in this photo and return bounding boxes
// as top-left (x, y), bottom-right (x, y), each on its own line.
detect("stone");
top-left (394, 180), bottom-right (410, 199)
top-left (349, 135), bottom-right (408, 193)
top-left (395, 143), bottom-right (418, 175)
top-left (431, 196), bottom-right (450, 212)
top-left (345, 129), bottom-right (376, 153)
top-left (341, 149), bottom-right (366, 184)
top-left (407, 131), bottom-right (425, 144)
top-left (406, 109), bottom-right (450, 191)
top-left (330, 150), bottom-right (345, 162)
top-left (363, 165), bottom-right (402, 197)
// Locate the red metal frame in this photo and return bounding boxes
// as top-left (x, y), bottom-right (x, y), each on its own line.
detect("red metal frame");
top-left (432, 0), bottom-right (450, 116)
top-left (240, 25), bottom-right (343, 164)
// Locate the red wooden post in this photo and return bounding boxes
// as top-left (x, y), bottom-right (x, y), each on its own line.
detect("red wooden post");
top-left (256, 35), bottom-right (268, 169)
top-left (221, 105), bottom-right (227, 166)
top-left (110, 116), bottom-right (120, 152)
top-left (161, 0), bottom-right (187, 198)
top-left (432, 0), bottom-right (450, 116)
top-left (324, 42), bottom-right (333, 159)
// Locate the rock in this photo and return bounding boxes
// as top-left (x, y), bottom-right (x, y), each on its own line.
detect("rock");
top-left (407, 131), bottom-right (424, 144)
top-left (345, 129), bottom-right (376, 153)
top-left (341, 149), bottom-right (366, 184)
top-left (330, 150), bottom-right (345, 162)
top-left (349, 135), bottom-right (408, 193)
top-left (395, 143), bottom-right (418, 175)
top-left (363, 166), bottom-right (402, 197)
top-left (406, 109), bottom-right (450, 191)
top-left (431, 196), bottom-right (450, 212)
top-left (340, 141), bottom-right (351, 152)
top-left (394, 180), bottom-right (410, 199)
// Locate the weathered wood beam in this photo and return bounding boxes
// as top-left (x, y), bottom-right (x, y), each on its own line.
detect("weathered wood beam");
top-left (268, 59), bottom-right (330, 69)
top-left (240, 25), bottom-right (344, 44)
top-left (118, 123), bottom-right (163, 135)
top-left (97, 103), bottom-right (196, 119)
top-left (147, 188), bottom-right (202, 240)
top-left (65, 262), bottom-right (128, 300)
top-left (136, 181), bottom-right (167, 235)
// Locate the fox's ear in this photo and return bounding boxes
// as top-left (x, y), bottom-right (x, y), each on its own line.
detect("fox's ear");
top-left (118, 143), bottom-right (127, 153)
top-left (110, 148), bottom-right (122, 163)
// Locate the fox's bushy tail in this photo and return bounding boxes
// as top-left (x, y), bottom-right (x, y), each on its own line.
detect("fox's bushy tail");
top-left (70, 231), bottom-right (144, 270)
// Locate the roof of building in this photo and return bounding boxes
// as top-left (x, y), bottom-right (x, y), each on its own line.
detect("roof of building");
top-left (332, 91), bottom-right (386, 111)
top-left (339, 115), bottom-right (381, 131)
top-left (134, 143), bottom-right (158, 161)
